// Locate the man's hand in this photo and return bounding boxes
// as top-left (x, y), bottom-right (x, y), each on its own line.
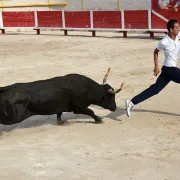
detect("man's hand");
top-left (153, 66), bottom-right (160, 76)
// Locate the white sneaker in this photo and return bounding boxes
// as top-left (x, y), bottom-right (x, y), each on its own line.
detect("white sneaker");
top-left (125, 100), bottom-right (134, 117)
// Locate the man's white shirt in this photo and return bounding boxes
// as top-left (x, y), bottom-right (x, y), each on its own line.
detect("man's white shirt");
top-left (157, 32), bottom-right (180, 67)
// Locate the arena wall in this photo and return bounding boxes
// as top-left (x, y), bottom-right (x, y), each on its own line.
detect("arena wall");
top-left (0, 0), bottom-right (151, 11)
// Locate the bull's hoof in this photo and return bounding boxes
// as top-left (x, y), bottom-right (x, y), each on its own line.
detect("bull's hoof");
top-left (94, 121), bottom-right (103, 124)
top-left (94, 116), bottom-right (103, 124)
top-left (57, 120), bottom-right (67, 126)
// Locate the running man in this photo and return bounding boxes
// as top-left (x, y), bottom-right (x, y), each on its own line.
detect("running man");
top-left (125, 19), bottom-right (180, 117)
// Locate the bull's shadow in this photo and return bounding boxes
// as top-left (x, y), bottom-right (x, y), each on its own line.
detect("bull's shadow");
top-left (0, 106), bottom-right (180, 135)
top-left (0, 112), bottom-right (99, 135)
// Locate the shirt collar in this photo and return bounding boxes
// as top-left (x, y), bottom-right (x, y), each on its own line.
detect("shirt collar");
top-left (166, 34), bottom-right (180, 44)
top-left (166, 34), bottom-right (175, 42)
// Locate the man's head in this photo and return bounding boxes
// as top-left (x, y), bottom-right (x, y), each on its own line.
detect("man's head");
top-left (167, 19), bottom-right (180, 36)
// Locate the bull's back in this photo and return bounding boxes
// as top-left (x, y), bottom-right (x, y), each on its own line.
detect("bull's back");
top-left (24, 73), bottom-right (100, 92)
top-left (0, 74), bottom-right (100, 113)
top-left (1, 73), bottom-right (99, 90)
top-left (60, 74), bottom-right (100, 90)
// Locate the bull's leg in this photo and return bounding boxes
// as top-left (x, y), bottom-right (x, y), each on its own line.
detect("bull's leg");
top-left (73, 107), bottom-right (102, 123)
top-left (57, 112), bottom-right (66, 125)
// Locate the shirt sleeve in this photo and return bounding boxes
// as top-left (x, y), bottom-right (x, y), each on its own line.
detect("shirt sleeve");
top-left (156, 40), bottom-right (165, 51)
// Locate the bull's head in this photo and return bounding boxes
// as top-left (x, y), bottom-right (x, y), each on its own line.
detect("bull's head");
top-left (99, 68), bottom-right (124, 112)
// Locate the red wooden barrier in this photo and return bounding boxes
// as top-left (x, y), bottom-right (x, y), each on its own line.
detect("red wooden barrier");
top-left (124, 10), bottom-right (148, 29)
top-left (64, 11), bottom-right (90, 28)
top-left (2, 12), bottom-right (35, 27)
top-left (37, 11), bottom-right (62, 27)
top-left (151, 9), bottom-right (180, 29)
top-left (1, 10), bottom-right (180, 38)
top-left (93, 11), bottom-right (121, 28)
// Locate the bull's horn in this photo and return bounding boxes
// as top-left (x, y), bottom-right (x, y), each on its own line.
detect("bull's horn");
top-left (102, 67), bottom-right (111, 84)
top-left (108, 83), bottom-right (124, 94)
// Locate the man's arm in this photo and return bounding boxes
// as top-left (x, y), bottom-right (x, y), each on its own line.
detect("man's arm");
top-left (153, 48), bottom-right (161, 76)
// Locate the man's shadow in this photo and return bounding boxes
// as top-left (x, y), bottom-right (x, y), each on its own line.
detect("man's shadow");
top-left (105, 106), bottom-right (180, 120)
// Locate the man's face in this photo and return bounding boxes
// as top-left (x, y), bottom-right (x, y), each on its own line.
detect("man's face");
top-left (171, 22), bottom-right (180, 36)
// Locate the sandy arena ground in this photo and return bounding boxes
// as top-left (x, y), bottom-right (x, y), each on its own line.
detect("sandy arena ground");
top-left (0, 30), bottom-right (180, 180)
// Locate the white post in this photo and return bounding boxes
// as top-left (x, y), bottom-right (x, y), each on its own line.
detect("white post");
top-left (0, 11), bottom-right (3, 28)
top-left (62, 10), bottom-right (65, 28)
top-left (34, 11), bottom-right (38, 27)
top-left (90, 10), bottom-right (93, 29)
top-left (121, 10), bottom-right (125, 29)
top-left (148, 9), bottom-right (151, 30)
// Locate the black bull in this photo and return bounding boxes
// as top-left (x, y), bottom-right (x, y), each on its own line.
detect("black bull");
top-left (0, 68), bottom-right (124, 125)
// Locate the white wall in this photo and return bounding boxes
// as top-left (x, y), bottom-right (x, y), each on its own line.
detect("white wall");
top-left (0, 0), bottom-right (152, 11)
top-left (0, 0), bottom-right (66, 11)
top-left (121, 0), bottom-right (151, 10)
top-left (64, 0), bottom-right (151, 10)
top-left (84, 0), bottom-right (119, 10)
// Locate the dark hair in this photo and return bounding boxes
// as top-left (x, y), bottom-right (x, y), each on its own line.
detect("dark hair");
top-left (167, 19), bottom-right (178, 32)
